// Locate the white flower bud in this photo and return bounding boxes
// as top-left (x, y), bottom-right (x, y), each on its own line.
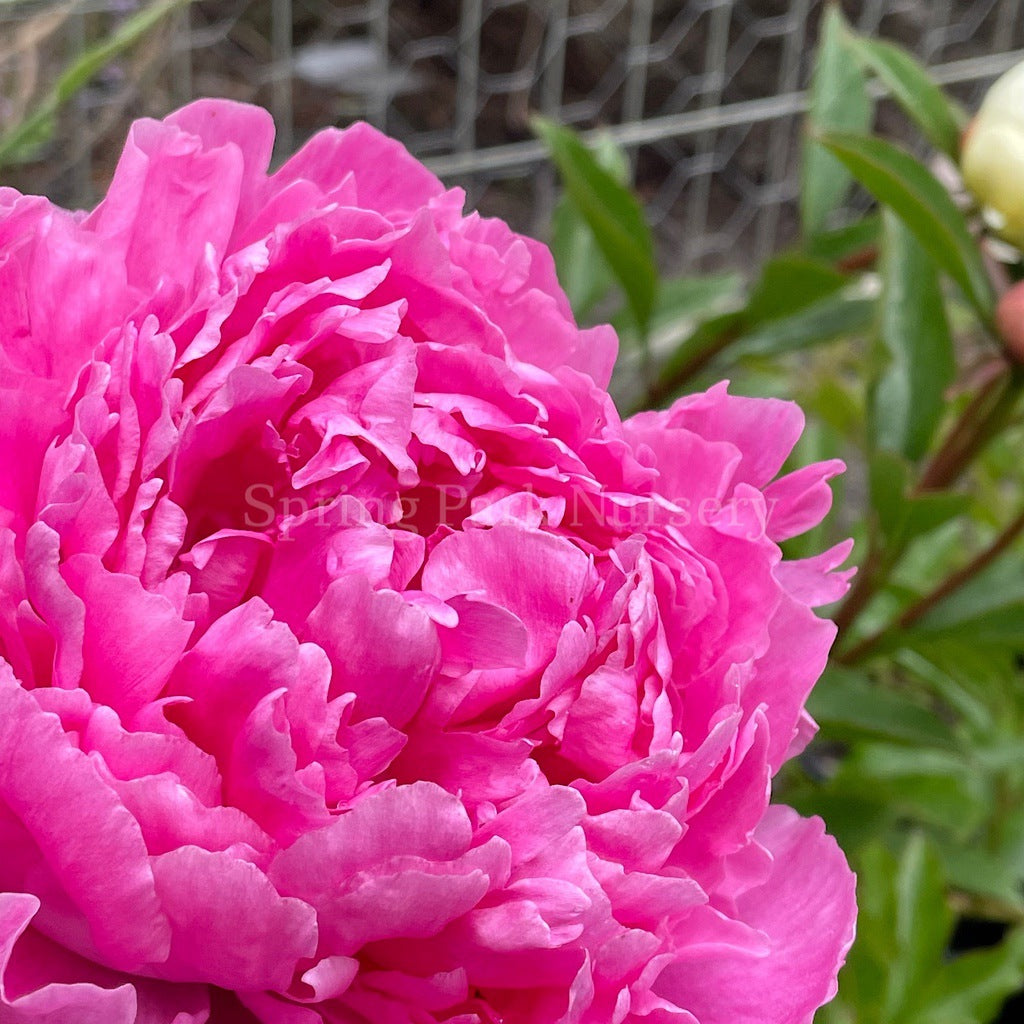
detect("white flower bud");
top-left (962, 62), bottom-right (1024, 248)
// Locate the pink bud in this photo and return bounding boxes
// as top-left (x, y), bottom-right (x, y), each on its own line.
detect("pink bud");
top-left (996, 281), bottom-right (1024, 362)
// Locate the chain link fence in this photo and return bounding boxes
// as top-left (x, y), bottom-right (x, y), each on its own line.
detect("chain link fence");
top-left (3, 0), bottom-right (1024, 270)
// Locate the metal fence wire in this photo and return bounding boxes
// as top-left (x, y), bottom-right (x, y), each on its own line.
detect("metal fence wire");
top-left (3, 0), bottom-right (1024, 271)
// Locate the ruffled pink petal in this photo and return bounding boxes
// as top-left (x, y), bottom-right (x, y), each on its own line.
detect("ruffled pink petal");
top-left (653, 807), bottom-right (856, 1024)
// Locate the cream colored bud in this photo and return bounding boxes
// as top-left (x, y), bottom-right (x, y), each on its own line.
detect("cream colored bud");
top-left (962, 62), bottom-right (1024, 248)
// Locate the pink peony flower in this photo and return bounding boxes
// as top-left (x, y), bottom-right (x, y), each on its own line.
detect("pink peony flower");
top-left (0, 100), bottom-right (856, 1023)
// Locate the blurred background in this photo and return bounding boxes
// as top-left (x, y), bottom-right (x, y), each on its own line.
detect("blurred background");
top-left (2, 0), bottom-right (1023, 271)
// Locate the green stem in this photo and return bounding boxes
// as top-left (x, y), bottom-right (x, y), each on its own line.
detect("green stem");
top-left (839, 506), bottom-right (1024, 664)
top-left (915, 362), bottom-right (1020, 494)
top-left (834, 361), bottom-right (1022, 643)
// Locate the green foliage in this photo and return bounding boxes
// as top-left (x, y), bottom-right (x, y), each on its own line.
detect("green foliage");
top-left (818, 130), bottom-right (996, 322)
top-left (532, 118), bottom-right (658, 336)
top-left (871, 211), bottom-right (956, 460)
top-left (801, 5), bottom-right (873, 236)
top-left (538, 13), bottom-right (1024, 1024)
top-left (549, 134), bottom-right (626, 321)
top-left (824, 838), bottom-right (1024, 1024)
top-left (842, 31), bottom-right (968, 159)
top-left (0, 0), bottom-right (188, 168)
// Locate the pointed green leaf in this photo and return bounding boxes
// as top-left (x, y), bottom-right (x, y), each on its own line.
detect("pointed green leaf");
top-left (871, 211), bottom-right (956, 461)
top-left (650, 273), bottom-right (743, 330)
top-left (57, 0), bottom-right (188, 101)
top-left (896, 650), bottom-right (996, 734)
top-left (897, 492), bottom-right (971, 550)
top-left (550, 132), bottom-right (631, 320)
top-left (533, 117), bottom-right (657, 334)
top-left (801, 6), bottom-right (873, 236)
top-left (906, 637), bottom-right (1024, 734)
top-left (550, 197), bottom-right (615, 320)
top-left (883, 834), bottom-right (952, 1017)
top-left (868, 449), bottom-right (912, 537)
top-left (826, 841), bottom-right (897, 1020)
top-left (648, 310), bottom-right (744, 405)
top-left (731, 292), bottom-right (874, 359)
top-left (832, 744), bottom-right (987, 835)
top-left (825, 838), bottom-right (1022, 1024)
top-left (808, 665), bottom-right (958, 748)
top-left (845, 34), bottom-right (968, 159)
top-left (615, 272), bottom-right (742, 342)
top-left (907, 554), bottom-right (1024, 644)
top-left (818, 130), bottom-right (996, 322)
top-left (935, 809), bottom-right (1024, 910)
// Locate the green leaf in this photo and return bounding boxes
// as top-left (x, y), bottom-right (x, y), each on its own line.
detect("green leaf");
top-left (884, 834), bottom-right (953, 1018)
top-left (808, 665), bottom-right (958, 748)
top-left (826, 837), bottom-right (1024, 1024)
top-left (832, 744), bottom-right (988, 835)
top-left (0, 0), bottom-right (188, 167)
top-left (844, 33), bottom-right (968, 159)
top-left (588, 132), bottom-right (631, 185)
top-left (533, 117), bottom-right (658, 334)
top-left (550, 197), bottom-right (615, 320)
top-left (58, 2), bottom-right (185, 101)
top-left (818, 130), bottom-right (996, 322)
top-left (868, 450), bottom-right (969, 551)
top-left (898, 492), bottom-right (971, 550)
top-left (649, 273), bottom-right (742, 331)
top-left (649, 310), bottom-right (744, 403)
top-left (731, 292), bottom-right (874, 359)
top-left (916, 929), bottom-right (1024, 1024)
top-left (650, 291), bottom-right (873, 404)
top-left (825, 841), bottom-right (896, 1020)
top-left (868, 449), bottom-right (912, 536)
top-left (616, 272), bottom-right (742, 344)
top-left (801, 6), bottom-right (872, 237)
top-left (802, 376), bottom-right (864, 438)
top-left (648, 252), bottom-right (868, 399)
top-left (905, 638), bottom-right (1024, 735)
top-left (871, 210), bottom-right (956, 461)
top-left (650, 292), bottom-right (874, 409)
top-left (939, 842), bottom-right (1024, 910)
top-left (896, 650), bottom-right (996, 734)
top-left (935, 808), bottom-right (1024, 909)
top-left (804, 212), bottom-right (881, 266)
top-left (550, 132), bottom-right (632, 321)
top-left (828, 839), bottom-right (950, 1021)
top-left (745, 254), bottom-right (847, 322)
top-left (907, 554), bottom-right (1024, 643)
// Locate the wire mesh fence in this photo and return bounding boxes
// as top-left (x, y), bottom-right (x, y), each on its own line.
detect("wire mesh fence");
top-left (3, 0), bottom-right (1024, 271)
